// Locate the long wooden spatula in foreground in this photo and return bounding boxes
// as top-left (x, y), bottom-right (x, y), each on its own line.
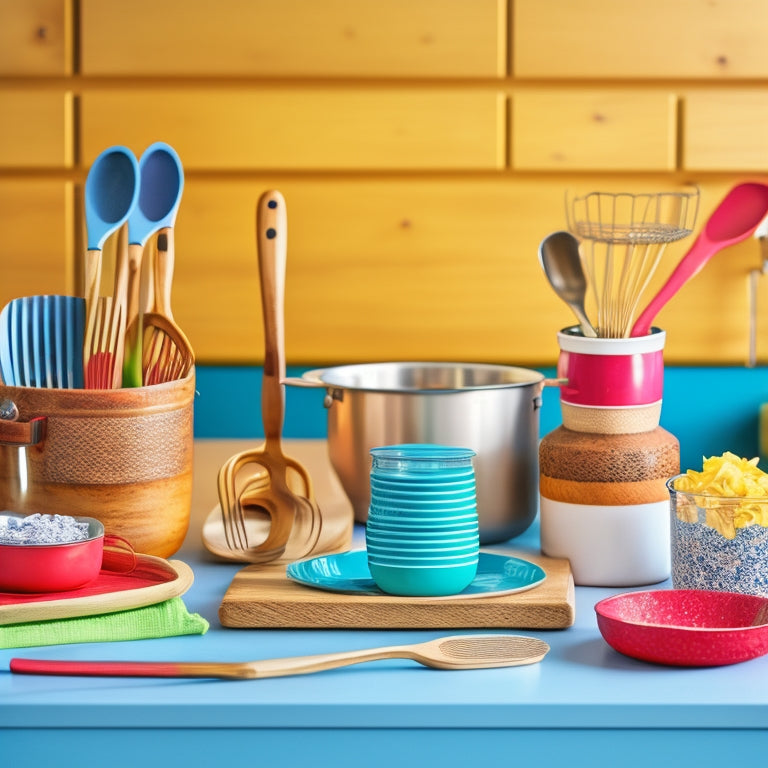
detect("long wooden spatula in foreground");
top-left (11, 634), bottom-right (549, 680)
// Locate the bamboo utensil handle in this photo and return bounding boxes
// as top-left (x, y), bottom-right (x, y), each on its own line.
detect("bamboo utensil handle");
top-left (154, 229), bottom-right (176, 320)
top-left (121, 241), bottom-right (145, 387)
top-left (82, 247), bottom-right (102, 358)
top-left (9, 649), bottom-right (405, 680)
top-left (109, 223), bottom-right (129, 388)
top-left (257, 190), bottom-right (288, 446)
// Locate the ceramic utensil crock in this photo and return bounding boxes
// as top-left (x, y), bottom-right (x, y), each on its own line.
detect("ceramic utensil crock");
top-left (540, 327), bottom-right (679, 586)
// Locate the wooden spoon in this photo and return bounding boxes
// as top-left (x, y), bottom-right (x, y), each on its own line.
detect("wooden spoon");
top-left (82, 146), bottom-right (139, 389)
top-left (10, 634), bottom-right (550, 680)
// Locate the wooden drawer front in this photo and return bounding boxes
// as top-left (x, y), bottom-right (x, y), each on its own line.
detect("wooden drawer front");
top-left (512, 91), bottom-right (677, 171)
top-left (81, 89), bottom-right (504, 171)
top-left (167, 178), bottom-right (750, 367)
top-left (0, 0), bottom-right (69, 75)
top-left (0, 91), bottom-right (72, 167)
top-left (0, 181), bottom-right (73, 309)
top-left (684, 91), bottom-right (768, 170)
top-left (81, 0), bottom-right (505, 78)
top-left (513, 0), bottom-right (768, 79)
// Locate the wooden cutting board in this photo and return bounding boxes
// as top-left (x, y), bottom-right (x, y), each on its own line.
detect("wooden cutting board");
top-left (218, 549), bottom-right (575, 629)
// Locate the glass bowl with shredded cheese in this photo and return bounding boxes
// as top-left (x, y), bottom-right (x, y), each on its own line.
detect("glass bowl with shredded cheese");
top-left (668, 452), bottom-right (768, 597)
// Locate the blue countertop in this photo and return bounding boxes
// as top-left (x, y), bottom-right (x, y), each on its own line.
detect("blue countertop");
top-left (2, 440), bottom-right (767, 768)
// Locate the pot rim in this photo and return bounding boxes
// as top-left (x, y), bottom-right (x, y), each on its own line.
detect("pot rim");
top-left (296, 362), bottom-right (545, 393)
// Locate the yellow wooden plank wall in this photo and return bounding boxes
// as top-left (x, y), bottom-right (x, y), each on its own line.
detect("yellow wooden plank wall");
top-left (80, 0), bottom-right (506, 78)
top-left (2, 0), bottom-right (768, 367)
top-left (80, 89), bottom-right (506, 170)
top-left (0, 91), bottom-right (73, 167)
top-left (0, 181), bottom-right (75, 301)
top-left (0, 0), bottom-right (70, 75)
top-left (513, 0), bottom-right (768, 78)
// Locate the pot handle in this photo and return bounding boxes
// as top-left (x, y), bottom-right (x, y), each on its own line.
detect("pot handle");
top-left (0, 415), bottom-right (47, 447)
top-left (282, 368), bottom-right (328, 388)
top-left (532, 377), bottom-right (568, 411)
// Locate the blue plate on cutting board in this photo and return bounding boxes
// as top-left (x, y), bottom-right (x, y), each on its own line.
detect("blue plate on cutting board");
top-left (286, 550), bottom-right (546, 599)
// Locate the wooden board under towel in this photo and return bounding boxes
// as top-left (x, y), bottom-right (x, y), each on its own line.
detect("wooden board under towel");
top-left (218, 549), bottom-right (575, 629)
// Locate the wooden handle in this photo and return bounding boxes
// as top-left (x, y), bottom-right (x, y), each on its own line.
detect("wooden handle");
top-left (121, 241), bottom-right (145, 387)
top-left (256, 190), bottom-right (287, 444)
top-left (0, 415), bottom-right (47, 446)
top-left (154, 229), bottom-right (175, 321)
top-left (109, 223), bottom-right (129, 387)
top-left (82, 247), bottom-right (103, 367)
top-left (10, 646), bottom-right (411, 680)
top-left (249, 646), bottom-right (408, 678)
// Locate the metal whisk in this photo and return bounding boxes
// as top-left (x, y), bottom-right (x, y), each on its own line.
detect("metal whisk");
top-left (566, 188), bottom-right (699, 338)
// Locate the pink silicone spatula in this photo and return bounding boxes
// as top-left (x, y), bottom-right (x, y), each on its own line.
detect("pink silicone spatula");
top-left (631, 182), bottom-right (768, 337)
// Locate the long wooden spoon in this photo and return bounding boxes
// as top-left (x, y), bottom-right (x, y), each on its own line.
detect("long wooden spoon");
top-left (122, 142), bottom-right (184, 387)
top-left (82, 146), bottom-right (139, 389)
top-left (10, 634), bottom-right (549, 680)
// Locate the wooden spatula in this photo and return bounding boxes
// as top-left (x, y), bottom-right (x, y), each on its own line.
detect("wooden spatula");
top-left (142, 230), bottom-right (194, 385)
top-left (10, 634), bottom-right (550, 679)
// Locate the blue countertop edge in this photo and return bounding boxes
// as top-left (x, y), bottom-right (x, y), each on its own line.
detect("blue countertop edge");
top-left (193, 365), bottom-right (768, 471)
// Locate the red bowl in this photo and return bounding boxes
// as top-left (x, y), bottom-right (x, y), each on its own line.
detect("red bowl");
top-left (595, 589), bottom-right (768, 667)
top-left (0, 513), bottom-right (134, 593)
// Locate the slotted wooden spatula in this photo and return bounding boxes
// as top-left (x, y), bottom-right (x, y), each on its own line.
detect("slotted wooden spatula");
top-left (142, 230), bottom-right (194, 385)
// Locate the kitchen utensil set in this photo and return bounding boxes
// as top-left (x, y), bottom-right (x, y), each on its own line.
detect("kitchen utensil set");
top-left (544, 183), bottom-right (768, 338)
top-left (217, 190), bottom-right (321, 564)
top-left (0, 142), bottom-right (192, 390)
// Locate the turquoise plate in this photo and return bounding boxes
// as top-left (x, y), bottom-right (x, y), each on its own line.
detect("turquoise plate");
top-left (286, 550), bottom-right (546, 600)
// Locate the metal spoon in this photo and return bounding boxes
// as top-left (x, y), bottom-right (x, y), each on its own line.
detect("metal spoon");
top-left (539, 232), bottom-right (597, 338)
top-left (10, 634), bottom-right (550, 679)
top-left (539, 231), bottom-right (597, 337)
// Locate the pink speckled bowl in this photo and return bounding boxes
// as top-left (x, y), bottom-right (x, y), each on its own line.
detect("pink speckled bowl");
top-left (595, 589), bottom-right (768, 667)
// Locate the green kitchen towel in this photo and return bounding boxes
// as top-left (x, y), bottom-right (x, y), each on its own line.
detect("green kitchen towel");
top-left (0, 598), bottom-right (209, 649)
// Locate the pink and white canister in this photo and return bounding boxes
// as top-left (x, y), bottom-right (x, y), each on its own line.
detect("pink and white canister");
top-left (556, 326), bottom-right (666, 434)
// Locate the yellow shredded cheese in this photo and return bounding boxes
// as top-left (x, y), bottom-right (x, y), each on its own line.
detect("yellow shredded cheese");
top-left (672, 452), bottom-right (768, 538)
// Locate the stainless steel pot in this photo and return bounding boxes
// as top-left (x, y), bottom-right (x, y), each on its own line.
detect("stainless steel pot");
top-left (286, 362), bottom-right (550, 544)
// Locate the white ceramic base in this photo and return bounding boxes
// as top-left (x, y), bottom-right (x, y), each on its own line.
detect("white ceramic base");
top-left (540, 496), bottom-right (671, 587)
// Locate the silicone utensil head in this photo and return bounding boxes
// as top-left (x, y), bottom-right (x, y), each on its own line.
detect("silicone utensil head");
top-left (128, 142), bottom-right (184, 246)
top-left (84, 146), bottom-right (140, 251)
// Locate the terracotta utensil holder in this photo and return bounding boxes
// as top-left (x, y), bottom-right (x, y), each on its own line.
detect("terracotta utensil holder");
top-left (0, 370), bottom-right (195, 558)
